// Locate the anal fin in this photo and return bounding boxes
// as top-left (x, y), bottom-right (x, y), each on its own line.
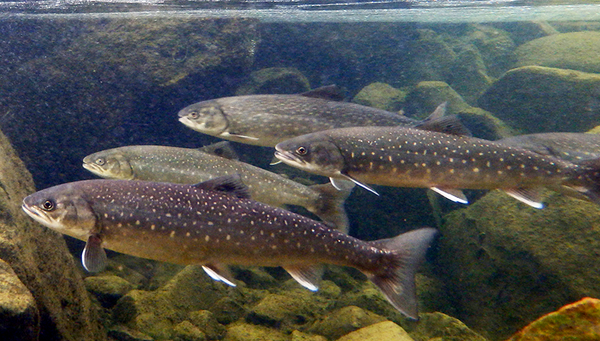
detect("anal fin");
top-left (430, 187), bottom-right (468, 204)
top-left (283, 265), bottom-right (323, 292)
top-left (504, 188), bottom-right (544, 209)
top-left (82, 234), bottom-right (107, 273)
top-left (202, 263), bottom-right (237, 287)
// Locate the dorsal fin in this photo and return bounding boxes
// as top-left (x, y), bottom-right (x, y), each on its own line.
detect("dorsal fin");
top-left (192, 175), bottom-right (251, 199)
top-left (198, 141), bottom-right (239, 160)
top-left (414, 115), bottom-right (472, 137)
top-left (300, 85), bottom-right (346, 101)
top-left (425, 101), bottom-right (447, 120)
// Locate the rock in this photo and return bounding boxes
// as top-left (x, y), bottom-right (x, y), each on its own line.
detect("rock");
top-left (223, 322), bottom-right (289, 341)
top-left (459, 24), bottom-right (516, 78)
top-left (514, 31), bottom-right (600, 74)
top-left (405, 81), bottom-right (514, 140)
top-left (478, 66), bottom-right (600, 134)
top-left (108, 325), bottom-right (154, 341)
top-left (85, 275), bottom-right (135, 308)
top-left (0, 129), bottom-right (104, 340)
top-left (173, 320), bottom-right (208, 341)
top-left (308, 305), bottom-right (387, 340)
top-left (352, 82), bottom-right (408, 112)
top-left (434, 189), bottom-right (600, 340)
top-left (235, 67), bottom-right (311, 95)
top-left (448, 47), bottom-right (494, 104)
top-left (406, 29), bottom-right (456, 83)
top-left (188, 310), bottom-right (227, 340)
top-left (246, 288), bottom-right (330, 332)
top-left (408, 312), bottom-right (488, 341)
top-left (291, 330), bottom-right (328, 341)
top-left (506, 297), bottom-right (600, 341)
top-left (336, 321), bottom-right (413, 341)
top-left (0, 259), bottom-right (38, 341)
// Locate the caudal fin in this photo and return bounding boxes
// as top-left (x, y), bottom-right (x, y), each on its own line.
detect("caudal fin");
top-left (307, 181), bottom-right (355, 233)
top-left (367, 227), bottom-right (437, 320)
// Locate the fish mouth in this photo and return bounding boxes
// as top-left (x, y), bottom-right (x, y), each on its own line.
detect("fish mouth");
top-left (21, 203), bottom-right (53, 227)
top-left (274, 150), bottom-right (305, 167)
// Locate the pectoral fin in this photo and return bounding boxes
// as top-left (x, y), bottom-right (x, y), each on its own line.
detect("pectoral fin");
top-left (430, 187), bottom-right (469, 204)
top-left (198, 141), bottom-right (239, 160)
top-left (283, 265), bottom-right (323, 291)
top-left (333, 175), bottom-right (379, 196)
top-left (82, 234), bottom-right (107, 273)
top-left (202, 263), bottom-right (237, 287)
top-left (220, 132), bottom-right (260, 141)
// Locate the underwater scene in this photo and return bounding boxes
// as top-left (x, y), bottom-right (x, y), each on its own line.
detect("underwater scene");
top-left (1, 0), bottom-right (600, 340)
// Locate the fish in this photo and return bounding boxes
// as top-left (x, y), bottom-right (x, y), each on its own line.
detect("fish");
top-left (82, 143), bottom-right (353, 232)
top-left (274, 126), bottom-right (600, 209)
top-left (21, 175), bottom-right (437, 319)
top-left (497, 132), bottom-right (600, 162)
top-left (177, 85), bottom-right (458, 147)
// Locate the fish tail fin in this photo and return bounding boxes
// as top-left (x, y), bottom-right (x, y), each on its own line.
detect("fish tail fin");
top-left (367, 227), bottom-right (437, 320)
top-left (308, 181), bottom-right (355, 233)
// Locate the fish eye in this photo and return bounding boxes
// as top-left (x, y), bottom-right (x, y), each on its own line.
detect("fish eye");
top-left (41, 200), bottom-right (55, 211)
top-left (189, 112), bottom-right (199, 119)
top-left (296, 146), bottom-right (308, 155)
top-left (95, 158), bottom-right (105, 166)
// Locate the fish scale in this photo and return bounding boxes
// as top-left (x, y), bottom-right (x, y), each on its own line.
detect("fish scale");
top-left (21, 176), bottom-right (437, 319)
top-left (275, 126), bottom-right (600, 208)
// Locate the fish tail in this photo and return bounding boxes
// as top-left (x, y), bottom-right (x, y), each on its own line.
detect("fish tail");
top-left (308, 181), bottom-right (355, 233)
top-left (367, 227), bottom-right (437, 320)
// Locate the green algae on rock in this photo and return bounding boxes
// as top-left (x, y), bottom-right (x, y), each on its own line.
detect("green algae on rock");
top-left (514, 31), bottom-right (600, 74)
top-left (336, 321), bottom-right (414, 341)
top-left (0, 259), bottom-right (38, 341)
top-left (434, 189), bottom-right (600, 340)
top-left (407, 312), bottom-right (488, 341)
top-left (352, 82), bottom-right (408, 112)
top-left (478, 66), bottom-right (600, 134)
top-left (506, 297), bottom-right (600, 341)
top-left (235, 67), bottom-right (311, 96)
top-left (84, 275), bottom-right (136, 308)
top-left (307, 305), bottom-right (387, 340)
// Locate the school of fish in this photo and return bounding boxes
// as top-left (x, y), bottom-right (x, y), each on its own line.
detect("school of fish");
top-left (21, 87), bottom-right (600, 321)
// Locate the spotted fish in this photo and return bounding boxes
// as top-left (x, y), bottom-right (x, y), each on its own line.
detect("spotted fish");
top-left (177, 86), bottom-right (454, 147)
top-left (21, 176), bottom-right (436, 319)
top-left (82, 143), bottom-right (353, 231)
top-left (498, 132), bottom-right (600, 162)
top-left (274, 126), bottom-right (600, 208)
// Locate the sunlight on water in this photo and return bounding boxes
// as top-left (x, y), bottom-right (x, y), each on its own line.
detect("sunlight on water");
top-left (0, 0), bottom-right (599, 22)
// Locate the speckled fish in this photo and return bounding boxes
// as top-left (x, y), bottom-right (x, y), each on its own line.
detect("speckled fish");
top-left (274, 126), bottom-right (600, 209)
top-left (498, 132), bottom-right (600, 162)
top-left (178, 86), bottom-right (456, 147)
top-left (21, 176), bottom-right (436, 319)
top-left (82, 143), bottom-right (353, 231)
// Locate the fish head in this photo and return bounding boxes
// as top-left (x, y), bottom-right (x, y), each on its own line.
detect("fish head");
top-left (274, 134), bottom-right (345, 177)
top-left (83, 150), bottom-right (134, 180)
top-left (178, 100), bottom-right (229, 136)
top-left (22, 183), bottom-right (96, 240)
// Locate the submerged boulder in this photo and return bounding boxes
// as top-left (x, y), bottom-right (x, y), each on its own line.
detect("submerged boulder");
top-left (0, 129), bottom-right (104, 340)
top-left (478, 66), bottom-right (600, 134)
top-left (434, 189), bottom-right (600, 340)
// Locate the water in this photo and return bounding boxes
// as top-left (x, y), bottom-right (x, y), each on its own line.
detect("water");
top-left (1, 1), bottom-right (599, 340)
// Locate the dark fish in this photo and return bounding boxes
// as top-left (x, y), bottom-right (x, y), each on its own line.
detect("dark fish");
top-left (178, 86), bottom-right (455, 147)
top-left (21, 176), bottom-right (436, 319)
top-left (498, 132), bottom-right (600, 162)
top-left (274, 126), bottom-right (600, 209)
top-left (82, 143), bottom-right (353, 231)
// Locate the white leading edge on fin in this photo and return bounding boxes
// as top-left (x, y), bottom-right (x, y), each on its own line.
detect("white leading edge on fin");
top-left (202, 266), bottom-right (237, 287)
top-left (430, 187), bottom-right (469, 204)
top-left (220, 132), bottom-right (260, 140)
top-left (504, 189), bottom-right (544, 209)
top-left (335, 176), bottom-right (379, 196)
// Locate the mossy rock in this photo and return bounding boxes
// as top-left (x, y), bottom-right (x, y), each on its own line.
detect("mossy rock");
top-left (235, 67), bottom-right (311, 95)
top-left (434, 189), bottom-right (600, 340)
top-left (307, 305), bottom-right (387, 340)
top-left (506, 297), bottom-right (600, 341)
top-left (352, 82), bottom-right (408, 112)
top-left (478, 66), bottom-right (600, 134)
top-left (188, 310), bottom-right (226, 340)
top-left (173, 320), bottom-right (208, 341)
top-left (514, 31), bottom-right (600, 74)
top-left (405, 81), bottom-right (513, 140)
top-left (0, 259), bottom-right (38, 341)
top-left (223, 321), bottom-right (289, 341)
top-left (84, 275), bottom-right (135, 308)
top-left (336, 321), bottom-right (413, 341)
top-left (407, 312), bottom-right (488, 341)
